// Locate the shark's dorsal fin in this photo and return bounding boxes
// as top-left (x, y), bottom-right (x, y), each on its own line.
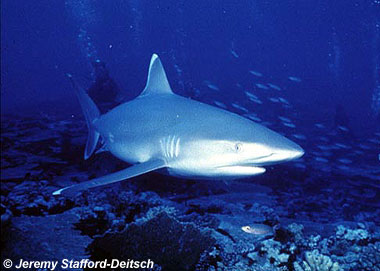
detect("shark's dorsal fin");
top-left (140, 54), bottom-right (173, 96)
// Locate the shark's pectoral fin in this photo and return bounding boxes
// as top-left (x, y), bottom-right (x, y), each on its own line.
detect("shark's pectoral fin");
top-left (53, 159), bottom-right (166, 196)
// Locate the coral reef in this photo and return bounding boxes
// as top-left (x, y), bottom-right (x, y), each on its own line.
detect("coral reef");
top-left (1, 116), bottom-right (380, 271)
top-left (2, 208), bottom-right (91, 263)
top-left (293, 250), bottom-right (340, 271)
top-left (88, 211), bottom-right (215, 271)
top-left (336, 224), bottom-right (369, 243)
top-left (4, 180), bottom-right (75, 216)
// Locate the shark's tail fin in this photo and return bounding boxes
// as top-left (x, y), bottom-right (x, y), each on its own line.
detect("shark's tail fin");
top-left (67, 73), bottom-right (100, 160)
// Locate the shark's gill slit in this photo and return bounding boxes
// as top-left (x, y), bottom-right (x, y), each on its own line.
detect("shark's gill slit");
top-left (175, 137), bottom-right (181, 158)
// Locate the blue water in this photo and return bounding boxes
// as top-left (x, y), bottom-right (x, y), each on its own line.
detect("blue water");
top-left (1, 1), bottom-right (380, 270)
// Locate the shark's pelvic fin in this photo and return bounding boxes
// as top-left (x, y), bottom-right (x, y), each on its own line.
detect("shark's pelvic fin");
top-left (67, 74), bottom-right (100, 160)
top-left (140, 54), bottom-right (173, 97)
top-left (52, 159), bottom-right (167, 196)
top-left (95, 143), bottom-right (108, 154)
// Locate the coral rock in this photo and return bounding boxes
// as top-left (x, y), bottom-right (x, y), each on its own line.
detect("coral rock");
top-left (88, 211), bottom-right (215, 271)
top-left (294, 249), bottom-right (341, 271)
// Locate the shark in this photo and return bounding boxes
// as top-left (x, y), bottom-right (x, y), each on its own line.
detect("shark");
top-left (53, 54), bottom-right (304, 195)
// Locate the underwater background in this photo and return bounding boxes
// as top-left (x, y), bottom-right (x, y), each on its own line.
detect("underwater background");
top-left (1, 1), bottom-right (380, 270)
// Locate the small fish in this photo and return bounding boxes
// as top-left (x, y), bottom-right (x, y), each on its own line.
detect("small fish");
top-left (319, 136), bottom-right (329, 142)
top-left (337, 165), bottom-right (350, 171)
top-left (231, 50), bottom-right (239, 58)
top-left (248, 97), bottom-right (263, 104)
top-left (315, 123), bottom-right (326, 129)
top-left (317, 145), bottom-right (331, 151)
top-left (278, 97), bottom-right (290, 104)
top-left (204, 80), bottom-right (219, 91)
top-left (193, 88), bottom-right (201, 97)
top-left (207, 84), bottom-right (219, 91)
top-left (278, 116), bottom-right (292, 123)
top-left (353, 150), bottom-right (364, 155)
top-left (311, 151), bottom-right (323, 156)
top-left (293, 163), bottom-right (306, 169)
top-left (288, 76), bottom-right (302, 82)
top-left (338, 158), bottom-right (352, 164)
top-left (314, 157), bottom-right (328, 163)
top-left (321, 151), bottom-right (333, 157)
top-left (292, 134), bottom-right (306, 140)
top-left (368, 138), bottom-right (380, 144)
top-left (174, 64), bottom-right (182, 73)
top-left (283, 122), bottom-right (296, 128)
top-left (241, 224), bottom-right (273, 235)
top-left (269, 97), bottom-right (280, 103)
top-left (256, 83), bottom-right (269, 90)
top-left (268, 83), bottom-right (281, 91)
top-left (213, 101), bottom-right (227, 109)
top-left (249, 70), bottom-right (263, 77)
top-left (261, 121), bottom-right (273, 127)
top-left (231, 103), bottom-right (249, 113)
top-left (244, 114), bottom-right (262, 122)
top-left (281, 104), bottom-right (293, 109)
top-left (245, 91), bottom-right (258, 99)
top-left (358, 144), bottom-right (371, 150)
top-left (335, 143), bottom-right (350, 149)
top-left (320, 166), bottom-right (331, 172)
top-left (337, 126), bottom-right (349, 132)
top-left (236, 83), bottom-right (243, 88)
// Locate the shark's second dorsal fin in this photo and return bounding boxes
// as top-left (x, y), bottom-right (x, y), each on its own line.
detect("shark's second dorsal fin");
top-left (140, 54), bottom-right (173, 96)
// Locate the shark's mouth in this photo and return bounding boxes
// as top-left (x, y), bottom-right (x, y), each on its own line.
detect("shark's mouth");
top-left (242, 153), bottom-right (275, 166)
top-left (213, 153), bottom-right (274, 173)
top-left (244, 149), bottom-right (303, 166)
top-left (216, 165), bottom-right (266, 176)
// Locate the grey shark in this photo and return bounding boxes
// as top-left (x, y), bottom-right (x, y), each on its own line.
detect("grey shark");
top-left (53, 54), bottom-right (304, 195)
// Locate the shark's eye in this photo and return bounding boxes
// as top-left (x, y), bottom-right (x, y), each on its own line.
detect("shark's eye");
top-left (235, 143), bottom-right (243, 152)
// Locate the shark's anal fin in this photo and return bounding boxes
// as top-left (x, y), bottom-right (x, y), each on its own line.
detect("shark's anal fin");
top-left (53, 159), bottom-right (166, 196)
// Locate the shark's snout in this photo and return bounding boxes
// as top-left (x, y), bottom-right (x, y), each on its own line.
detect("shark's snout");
top-left (247, 138), bottom-right (304, 166)
top-left (273, 142), bottom-right (304, 162)
top-left (292, 145), bottom-right (305, 159)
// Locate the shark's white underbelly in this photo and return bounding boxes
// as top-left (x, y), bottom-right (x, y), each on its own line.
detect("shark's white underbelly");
top-left (106, 139), bottom-right (156, 164)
